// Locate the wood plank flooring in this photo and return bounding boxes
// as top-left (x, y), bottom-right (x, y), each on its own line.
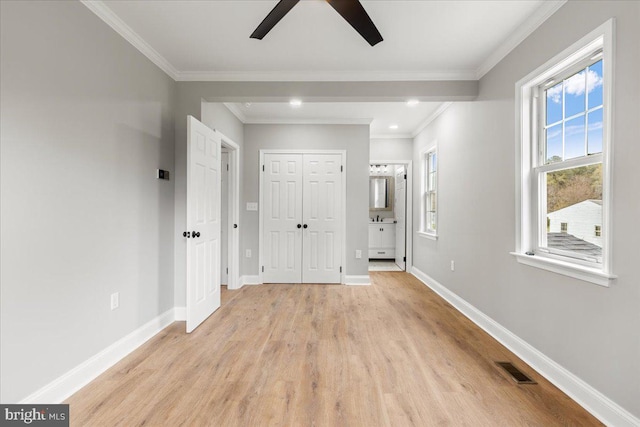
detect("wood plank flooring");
top-left (66, 272), bottom-right (602, 426)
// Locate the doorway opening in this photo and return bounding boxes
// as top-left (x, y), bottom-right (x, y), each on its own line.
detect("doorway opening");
top-left (368, 161), bottom-right (412, 272)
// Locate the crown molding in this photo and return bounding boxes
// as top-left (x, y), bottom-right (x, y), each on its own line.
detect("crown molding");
top-left (243, 117), bottom-right (373, 126)
top-left (370, 133), bottom-right (413, 140)
top-left (223, 103), bottom-right (247, 123)
top-left (177, 70), bottom-right (477, 82)
top-left (411, 102), bottom-right (453, 138)
top-left (81, 0), bottom-right (179, 80)
top-left (475, 0), bottom-right (567, 80)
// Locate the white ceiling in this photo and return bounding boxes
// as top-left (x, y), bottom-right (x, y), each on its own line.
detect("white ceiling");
top-left (225, 101), bottom-right (445, 137)
top-left (85, 0), bottom-right (564, 136)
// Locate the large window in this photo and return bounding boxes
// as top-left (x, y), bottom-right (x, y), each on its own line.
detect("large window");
top-left (514, 20), bottom-right (615, 286)
top-left (420, 147), bottom-right (437, 237)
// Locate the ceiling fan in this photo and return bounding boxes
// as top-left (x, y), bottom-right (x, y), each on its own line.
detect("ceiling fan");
top-left (250, 0), bottom-right (383, 47)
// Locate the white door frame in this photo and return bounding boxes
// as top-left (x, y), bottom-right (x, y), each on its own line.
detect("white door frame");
top-left (218, 131), bottom-right (241, 290)
top-left (259, 149), bottom-right (347, 285)
top-left (370, 159), bottom-right (413, 271)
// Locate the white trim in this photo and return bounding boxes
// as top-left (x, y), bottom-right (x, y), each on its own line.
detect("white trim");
top-left (411, 103), bottom-right (453, 138)
top-left (410, 267), bottom-right (640, 427)
top-left (19, 308), bottom-right (176, 404)
top-left (177, 70), bottom-right (477, 82)
top-left (515, 19), bottom-right (615, 284)
top-left (417, 231), bottom-right (438, 241)
top-left (80, 0), bottom-right (179, 80)
top-left (510, 252), bottom-right (616, 287)
top-left (174, 307), bottom-right (186, 321)
top-left (344, 275), bottom-right (371, 286)
top-left (370, 133), bottom-right (414, 139)
top-left (240, 275), bottom-right (261, 286)
top-left (223, 103), bottom-right (247, 123)
top-left (242, 118), bottom-right (373, 126)
top-left (259, 150), bottom-right (347, 285)
top-left (475, 1), bottom-right (567, 79)
top-left (218, 132), bottom-right (241, 291)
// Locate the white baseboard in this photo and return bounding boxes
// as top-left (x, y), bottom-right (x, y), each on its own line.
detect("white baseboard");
top-left (344, 275), bottom-right (371, 285)
top-left (19, 308), bottom-right (177, 405)
top-left (174, 306), bottom-right (186, 321)
top-left (410, 266), bottom-right (640, 427)
top-left (240, 275), bottom-right (261, 285)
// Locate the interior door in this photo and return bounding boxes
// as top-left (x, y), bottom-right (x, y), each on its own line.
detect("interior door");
top-left (263, 154), bottom-right (303, 283)
top-left (186, 116), bottom-right (221, 333)
top-left (221, 151), bottom-right (229, 285)
top-left (303, 154), bottom-right (342, 283)
top-left (395, 166), bottom-right (406, 270)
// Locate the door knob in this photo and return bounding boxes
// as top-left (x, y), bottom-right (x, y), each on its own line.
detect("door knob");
top-left (192, 231), bottom-right (201, 238)
top-left (303, 224), bottom-right (308, 229)
top-left (233, 224), bottom-right (238, 229)
top-left (297, 224), bottom-right (302, 229)
top-left (183, 231), bottom-right (191, 238)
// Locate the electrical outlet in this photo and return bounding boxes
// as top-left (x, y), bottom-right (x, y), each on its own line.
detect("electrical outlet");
top-left (355, 250), bottom-right (362, 259)
top-left (110, 292), bottom-right (119, 310)
top-left (450, 260), bottom-right (455, 271)
top-left (245, 249), bottom-right (252, 258)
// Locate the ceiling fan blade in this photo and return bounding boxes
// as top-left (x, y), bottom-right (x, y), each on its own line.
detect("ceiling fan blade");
top-left (326, 0), bottom-right (383, 46)
top-left (250, 0), bottom-right (300, 40)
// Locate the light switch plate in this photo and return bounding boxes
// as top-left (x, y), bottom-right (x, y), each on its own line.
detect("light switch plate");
top-left (246, 202), bottom-right (258, 211)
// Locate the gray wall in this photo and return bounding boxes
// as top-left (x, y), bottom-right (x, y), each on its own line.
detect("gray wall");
top-left (243, 124), bottom-right (370, 278)
top-left (370, 138), bottom-right (413, 162)
top-left (0, 1), bottom-right (176, 402)
top-left (412, 1), bottom-right (640, 418)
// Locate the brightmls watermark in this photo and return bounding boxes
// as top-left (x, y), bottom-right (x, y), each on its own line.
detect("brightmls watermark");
top-left (0, 405), bottom-right (68, 426)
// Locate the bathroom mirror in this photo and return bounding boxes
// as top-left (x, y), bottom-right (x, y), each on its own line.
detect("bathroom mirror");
top-left (369, 176), bottom-right (394, 211)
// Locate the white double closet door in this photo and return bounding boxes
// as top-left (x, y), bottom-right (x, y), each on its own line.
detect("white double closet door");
top-left (263, 153), bottom-right (343, 284)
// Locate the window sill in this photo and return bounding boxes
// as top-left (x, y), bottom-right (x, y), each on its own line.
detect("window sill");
top-left (510, 252), bottom-right (616, 287)
top-left (417, 231), bottom-right (438, 241)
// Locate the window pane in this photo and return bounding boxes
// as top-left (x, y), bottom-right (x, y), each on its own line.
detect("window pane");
top-left (546, 124), bottom-right (562, 163)
top-left (587, 60), bottom-right (603, 109)
top-left (588, 108), bottom-right (603, 154)
top-left (546, 82), bottom-right (563, 125)
top-left (545, 164), bottom-right (602, 261)
top-left (564, 70), bottom-right (586, 118)
top-left (564, 115), bottom-right (586, 160)
top-left (430, 153), bottom-right (437, 172)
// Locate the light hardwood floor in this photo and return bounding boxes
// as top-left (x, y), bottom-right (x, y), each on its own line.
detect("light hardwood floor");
top-left (66, 272), bottom-right (601, 426)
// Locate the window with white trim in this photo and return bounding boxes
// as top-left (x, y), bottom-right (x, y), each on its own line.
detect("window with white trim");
top-left (514, 20), bottom-right (616, 286)
top-left (421, 147), bottom-right (437, 236)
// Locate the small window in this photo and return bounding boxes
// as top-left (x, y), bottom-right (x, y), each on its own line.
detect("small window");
top-left (595, 225), bottom-right (601, 237)
top-left (420, 146), bottom-right (437, 236)
top-left (560, 222), bottom-right (568, 233)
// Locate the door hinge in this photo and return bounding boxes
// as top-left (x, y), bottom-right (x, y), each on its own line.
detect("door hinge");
top-left (226, 267), bottom-right (228, 274)
top-left (262, 266), bottom-right (264, 272)
top-left (340, 266), bottom-right (342, 273)
top-left (262, 165), bottom-right (265, 172)
top-left (403, 256), bottom-right (406, 262)
top-left (404, 174), bottom-right (407, 180)
top-left (341, 165), bottom-right (343, 172)
top-left (227, 164), bottom-right (229, 171)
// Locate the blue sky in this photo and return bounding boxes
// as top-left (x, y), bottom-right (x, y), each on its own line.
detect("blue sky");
top-left (545, 60), bottom-right (603, 162)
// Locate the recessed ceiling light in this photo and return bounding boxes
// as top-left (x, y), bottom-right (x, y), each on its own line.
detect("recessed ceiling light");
top-left (290, 99), bottom-right (302, 107)
top-left (389, 124), bottom-right (399, 130)
top-left (407, 99), bottom-right (419, 107)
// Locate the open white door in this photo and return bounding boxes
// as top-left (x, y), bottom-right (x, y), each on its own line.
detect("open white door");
top-left (186, 116), bottom-right (221, 333)
top-left (395, 166), bottom-right (406, 270)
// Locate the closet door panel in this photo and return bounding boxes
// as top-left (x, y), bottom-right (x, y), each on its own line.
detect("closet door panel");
top-left (263, 154), bottom-right (303, 283)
